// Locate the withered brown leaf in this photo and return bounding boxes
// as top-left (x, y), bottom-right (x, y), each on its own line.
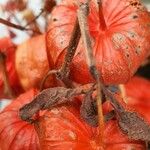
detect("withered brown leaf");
top-left (80, 89), bottom-right (115, 127)
top-left (80, 90), bottom-right (98, 127)
top-left (118, 111), bottom-right (150, 141)
top-left (19, 86), bottom-right (90, 122)
top-left (103, 86), bottom-right (150, 142)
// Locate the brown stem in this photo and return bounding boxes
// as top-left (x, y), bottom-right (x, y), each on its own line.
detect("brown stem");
top-left (60, 18), bottom-right (81, 78)
top-left (40, 17), bottom-right (81, 89)
top-left (57, 18), bottom-right (81, 87)
top-left (97, 0), bottom-right (107, 30)
top-left (77, 1), bottom-right (104, 147)
top-left (0, 18), bottom-right (41, 34)
top-left (0, 52), bottom-right (15, 98)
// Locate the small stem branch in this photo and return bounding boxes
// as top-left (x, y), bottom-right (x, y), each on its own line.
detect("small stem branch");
top-left (25, 9), bottom-right (44, 27)
top-left (22, 9), bottom-right (42, 34)
top-left (77, 1), bottom-right (104, 146)
top-left (77, 2), bottom-right (95, 69)
top-left (0, 52), bottom-right (14, 98)
top-left (0, 18), bottom-right (25, 30)
top-left (0, 18), bottom-right (41, 34)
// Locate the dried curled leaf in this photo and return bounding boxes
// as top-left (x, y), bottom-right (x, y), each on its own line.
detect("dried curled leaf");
top-left (118, 111), bottom-right (150, 141)
top-left (104, 86), bottom-right (150, 142)
top-left (80, 91), bottom-right (98, 127)
top-left (19, 85), bottom-right (91, 122)
top-left (80, 90), bottom-right (115, 127)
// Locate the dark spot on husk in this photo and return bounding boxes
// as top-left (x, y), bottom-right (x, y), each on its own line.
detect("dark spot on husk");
top-left (126, 53), bottom-right (130, 58)
top-left (133, 15), bottom-right (138, 19)
top-left (53, 18), bottom-right (57, 21)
